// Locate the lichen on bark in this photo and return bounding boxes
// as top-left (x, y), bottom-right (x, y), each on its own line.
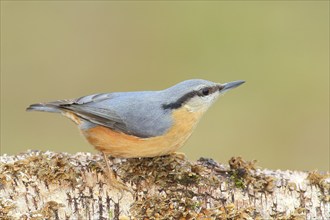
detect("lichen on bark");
top-left (0, 150), bottom-right (329, 219)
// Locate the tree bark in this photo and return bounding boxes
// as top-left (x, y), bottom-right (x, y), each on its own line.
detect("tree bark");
top-left (0, 150), bottom-right (329, 219)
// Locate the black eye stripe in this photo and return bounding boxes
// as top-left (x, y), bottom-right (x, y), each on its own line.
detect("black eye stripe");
top-left (162, 91), bottom-right (197, 109)
top-left (162, 85), bottom-right (218, 110)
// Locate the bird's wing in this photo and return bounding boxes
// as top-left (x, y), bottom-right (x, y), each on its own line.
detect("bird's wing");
top-left (58, 93), bottom-right (129, 133)
top-left (57, 92), bottom-right (171, 138)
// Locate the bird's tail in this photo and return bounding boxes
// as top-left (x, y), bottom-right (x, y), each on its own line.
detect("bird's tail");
top-left (26, 100), bottom-right (72, 113)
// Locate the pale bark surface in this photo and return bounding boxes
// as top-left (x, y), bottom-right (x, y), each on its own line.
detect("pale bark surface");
top-left (0, 150), bottom-right (329, 219)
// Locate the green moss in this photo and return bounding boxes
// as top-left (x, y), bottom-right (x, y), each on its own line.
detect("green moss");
top-left (227, 157), bottom-right (275, 193)
top-left (230, 170), bottom-right (246, 189)
top-left (0, 152), bottom-right (80, 188)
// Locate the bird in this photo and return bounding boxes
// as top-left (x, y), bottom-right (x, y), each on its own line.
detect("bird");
top-left (27, 79), bottom-right (244, 190)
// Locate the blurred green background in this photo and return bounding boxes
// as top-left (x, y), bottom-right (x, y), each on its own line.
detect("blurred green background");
top-left (1, 1), bottom-right (329, 171)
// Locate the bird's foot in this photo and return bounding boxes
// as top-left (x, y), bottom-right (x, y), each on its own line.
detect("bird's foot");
top-left (100, 153), bottom-right (132, 193)
top-left (103, 166), bottom-right (131, 192)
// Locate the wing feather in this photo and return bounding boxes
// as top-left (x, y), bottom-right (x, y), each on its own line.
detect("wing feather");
top-left (60, 104), bottom-right (128, 132)
top-left (56, 93), bottom-right (129, 134)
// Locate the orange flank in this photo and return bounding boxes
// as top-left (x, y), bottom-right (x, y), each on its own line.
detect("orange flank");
top-left (81, 107), bottom-right (204, 158)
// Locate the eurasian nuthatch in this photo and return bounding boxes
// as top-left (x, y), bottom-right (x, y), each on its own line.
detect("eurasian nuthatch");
top-left (27, 79), bottom-right (244, 189)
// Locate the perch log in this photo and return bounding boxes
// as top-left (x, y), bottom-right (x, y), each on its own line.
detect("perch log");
top-left (0, 150), bottom-right (329, 219)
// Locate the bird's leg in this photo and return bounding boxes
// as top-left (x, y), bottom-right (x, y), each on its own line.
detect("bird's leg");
top-left (101, 152), bottom-right (131, 192)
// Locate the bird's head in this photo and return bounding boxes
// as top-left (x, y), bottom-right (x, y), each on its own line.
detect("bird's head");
top-left (162, 79), bottom-right (245, 112)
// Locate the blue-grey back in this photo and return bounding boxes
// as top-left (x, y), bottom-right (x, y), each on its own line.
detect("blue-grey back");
top-left (79, 91), bottom-right (172, 138)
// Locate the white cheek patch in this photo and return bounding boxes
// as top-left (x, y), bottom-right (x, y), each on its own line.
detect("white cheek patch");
top-left (184, 93), bottom-right (220, 112)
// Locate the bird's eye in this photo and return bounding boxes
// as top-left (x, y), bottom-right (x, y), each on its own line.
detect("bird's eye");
top-left (201, 88), bottom-right (210, 96)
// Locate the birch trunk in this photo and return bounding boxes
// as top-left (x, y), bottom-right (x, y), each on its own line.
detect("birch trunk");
top-left (0, 150), bottom-right (329, 219)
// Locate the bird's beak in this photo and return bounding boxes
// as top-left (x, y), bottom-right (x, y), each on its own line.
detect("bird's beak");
top-left (218, 80), bottom-right (245, 93)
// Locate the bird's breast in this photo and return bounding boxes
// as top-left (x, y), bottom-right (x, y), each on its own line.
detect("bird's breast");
top-left (81, 107), bottom-right (204, 158)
